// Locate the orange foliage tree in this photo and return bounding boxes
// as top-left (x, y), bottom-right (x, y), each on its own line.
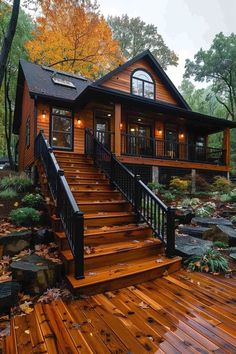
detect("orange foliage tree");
top-left (25, 0), bottom-right (123, 78)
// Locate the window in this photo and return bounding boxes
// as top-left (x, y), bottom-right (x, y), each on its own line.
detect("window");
top-left (51, 107), bottom-right (73, 149)
top-left (52, 76), bottom-right (76, 88)
top-left (131, 69), bottom-right (155, 99)
top-left (26, 116), bottom-right (30, 148)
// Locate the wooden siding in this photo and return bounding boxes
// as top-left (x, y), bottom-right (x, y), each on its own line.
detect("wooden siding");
top-left (18, 81), bottom-right (35, 171)
top-left (102, 59), bottom-right (178, 105)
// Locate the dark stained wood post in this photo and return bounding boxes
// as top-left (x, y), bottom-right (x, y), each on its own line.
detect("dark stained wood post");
top-left (223, 128), bottom-right (230, 167)
top-left (114, 103), bottom-right (121, 156)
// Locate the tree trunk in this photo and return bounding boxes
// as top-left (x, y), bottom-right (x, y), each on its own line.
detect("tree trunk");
top-left (4, 67), bottom-right (15, 170)
top-left (0, 0), bottom-right (20, 90)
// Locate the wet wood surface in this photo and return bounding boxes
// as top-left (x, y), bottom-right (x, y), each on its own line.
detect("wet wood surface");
top-left (4, 269), bottom-right (236, 353)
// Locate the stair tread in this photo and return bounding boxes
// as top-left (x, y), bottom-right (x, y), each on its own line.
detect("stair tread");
top-left (78, 200), bottom-right (128, 205)
top-left (66, 256), bottom-right (181, 288)
top-left (55, 223), bottom-right (150, 240)
top-left (62, 237), bottom-right (162, 261)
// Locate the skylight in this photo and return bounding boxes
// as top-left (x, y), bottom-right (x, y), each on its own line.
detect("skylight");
top-left (52, 76), bottom-right (76, 88)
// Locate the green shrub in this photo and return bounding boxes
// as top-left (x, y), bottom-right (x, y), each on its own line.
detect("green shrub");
top-left (162, 191), bottom-right (176, 201)
top-left (10, 207), bottom-right (40, 227)
top-left (22, 193), bottom-right (44, 209)
top-left (185, 248), bottom-right (229, 273)
top-left (0, 188), bottom-right (18, 199)
top-left (147, 182), bottom-right (166, 194)
top-left (0, 175), bottom-right (33, 192)
top-left (219, 194), bottom-right (232, 203)
top-left (195, 207), bottom-right (211, 217)
top-left (213, 241), bottom-right (229, 249)
top-left (230, 215), bottom-right (236, 224)
top-left (169, 177), bottom-right (189, 191)
top-left (212, 176), bottom-right (231, 193)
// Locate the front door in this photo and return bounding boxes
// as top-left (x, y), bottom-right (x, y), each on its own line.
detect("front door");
top-left (128, 123), bottom-right (152, 156)
top-left (165, 126), bottom-right (178, 158)
top-left (94, 111), bottom-right (111, 149)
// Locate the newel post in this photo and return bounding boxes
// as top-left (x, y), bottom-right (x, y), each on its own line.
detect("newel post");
top-left (223, 127), bottom-right (230, 167)
top-left (73, 211), bottom-right (84, 279)
top-left (166, 207), bottom-right (175, 257)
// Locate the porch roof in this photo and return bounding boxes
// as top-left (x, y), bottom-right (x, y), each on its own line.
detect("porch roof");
top-left (76, 85), bottom-right (236, 133)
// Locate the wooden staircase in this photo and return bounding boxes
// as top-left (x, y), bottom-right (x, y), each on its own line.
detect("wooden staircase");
top-left (42, 151), bottom-right (180, 295)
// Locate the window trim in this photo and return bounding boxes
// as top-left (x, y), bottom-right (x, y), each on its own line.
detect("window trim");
top-left (131, 68), bottom-right (155, 100)
top-left (50, 106), bottom-right (74, 151)
top-left (26, 116), bottom-right (30, 149)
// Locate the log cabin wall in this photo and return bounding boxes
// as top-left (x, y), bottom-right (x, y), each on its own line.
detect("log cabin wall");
top-left (102, 59), bottom-right (178, 106)
top-left (18, 82), bottom-right (35, 171)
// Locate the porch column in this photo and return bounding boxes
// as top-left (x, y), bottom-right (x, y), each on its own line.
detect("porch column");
top-left (191, 169), bottom-right (196, 193)
top-left (114, 103), bottom-right (121, 156)
top-left (223, 127), bottom-right (230, 167)
top-left (152, 166), bottom-right (159, 184)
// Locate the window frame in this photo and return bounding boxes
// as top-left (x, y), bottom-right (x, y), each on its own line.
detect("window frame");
top-left (131, 68), bottom-right (155, 100)
top-left (50, 106), bottom-right (74, 151)
top-left (26, 116), bottom-right (30, 149)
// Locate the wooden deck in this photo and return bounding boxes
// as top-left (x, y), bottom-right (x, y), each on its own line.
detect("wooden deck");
top-left (4, 270), bottom-right (236, 353)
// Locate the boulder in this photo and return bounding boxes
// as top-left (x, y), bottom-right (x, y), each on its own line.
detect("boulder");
top-left (0, 230), bottom-right (32, 257)
top-left (10, 254), bottom-right (62, 295)
top-left (203, 225), bottom-right (236, 246)
top-left (191, 217), bottom-right (233, 228)
top-left (34, 228), bottom-right (54, 245)
top-left (174, 207), bottom-right (194, 225)
top-left (175, 234), bottom-right (212, 256)
top-left (178, 225), bottom-right (213, 239)
top-left (0, 281), bottom-right (21, 314)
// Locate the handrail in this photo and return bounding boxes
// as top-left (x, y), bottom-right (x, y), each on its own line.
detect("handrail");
top-left (85, 128), bottom-right (175, 256)
top-left (35, 130), bottom-right (84, 279)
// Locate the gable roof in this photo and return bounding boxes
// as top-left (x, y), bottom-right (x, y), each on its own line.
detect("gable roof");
top-left (94, 50), bottom-right (191, 110)
top-left (13, 60), bottom-right (91, 133)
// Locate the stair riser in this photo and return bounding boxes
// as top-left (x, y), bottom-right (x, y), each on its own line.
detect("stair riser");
top-left (85, 227), bottom-right (153, 246)
top-left (58, 162), bottom-right (94, 168)
top-left (85, 215), bottom-right (136, 228)
top-left (65, 172), bottom-right (105, 179)
top-left (56, 158), bottom-right (93, 164)
top-left (70, 185), bottom-right (113, 192)
top-left (65, 244), bottom-right (163, 273)
top-left (68, 260), bottom-right (182, 296)
top-left (75, 192), bottom-right (123, 201)
top-left (79, 203), bottom-right (131, 213)
top-left (62, 166), bottom-right (99, 173)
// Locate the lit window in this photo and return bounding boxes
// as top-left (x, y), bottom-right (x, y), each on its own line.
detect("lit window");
top-left (131, 70), bottom-right (155, 99)
top-left (51, 108), bottom-right (73, 149)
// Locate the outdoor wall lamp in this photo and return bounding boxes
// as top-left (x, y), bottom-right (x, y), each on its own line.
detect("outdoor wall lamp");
top-left (120, 123), bottom-right (123, 130)
top-left (77, 119), bottom-right (82, 127)
top-left (42, 110), bottom-right (46, 119)
top-left (180, 132), bottom-right (184, 139)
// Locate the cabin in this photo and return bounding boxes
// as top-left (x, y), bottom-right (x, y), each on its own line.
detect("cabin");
top-left (12, 50), bottom-right (236, 293)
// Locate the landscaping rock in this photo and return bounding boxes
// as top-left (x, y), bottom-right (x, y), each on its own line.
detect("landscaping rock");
top-left (10, 254), bottom-right (62, 295)
top-left (178, 225), bottom-right (213, 239)
top-left (34, 228), bottom-right (54, 245)
top-left (174, 208), bottom-right (194, 224)
top-left (175, 235), bottom-right (213, 256)
top-left (230, 252), bottom-right (236, 261)
top-left (0, 281), bottom-right (21, 314)
top-left (191, 217), bottom-right (233, 228)
top-left (0, 231), bottom-right (32, 257)
top-left (202, 225), bottom-right (236, 246)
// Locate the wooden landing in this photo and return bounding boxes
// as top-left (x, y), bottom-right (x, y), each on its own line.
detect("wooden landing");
top-left (4, 270), bottom-right (236, 353)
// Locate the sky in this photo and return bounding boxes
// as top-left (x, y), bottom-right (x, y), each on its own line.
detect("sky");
top-left (98, 0), bottom-right (236, 88)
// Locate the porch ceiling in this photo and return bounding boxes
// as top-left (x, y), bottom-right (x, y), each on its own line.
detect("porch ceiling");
top-left (75, 85), bottom-right (236, 134)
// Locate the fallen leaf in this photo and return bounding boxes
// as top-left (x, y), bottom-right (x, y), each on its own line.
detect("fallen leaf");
top-left (138, 301), bottom-right (149, 309)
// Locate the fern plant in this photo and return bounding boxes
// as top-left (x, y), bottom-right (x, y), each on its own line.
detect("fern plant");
top-left (185, 248), bottom-right (229, 273)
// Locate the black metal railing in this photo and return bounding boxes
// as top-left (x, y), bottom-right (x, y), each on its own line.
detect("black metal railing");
top-left (94, 130), bottom-right (115, 152)
top-left (121, 133), bottom-right (226, 165)
top-left (85, 128), bottom-right (175, 256)
top-left (35, 130), bottom-right (84, 279)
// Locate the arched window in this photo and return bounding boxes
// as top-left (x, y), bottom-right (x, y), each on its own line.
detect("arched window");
top-left (131, 69), bottom-right (155, 99)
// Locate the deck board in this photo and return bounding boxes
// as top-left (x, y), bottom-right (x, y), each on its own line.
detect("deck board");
top-left (4, 270), bottom-right (236, 353)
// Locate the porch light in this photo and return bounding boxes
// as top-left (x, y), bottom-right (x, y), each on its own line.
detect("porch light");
top-left (42, 110), bottom-right (46, 119)
top-left (158, 129), bottom-right (162, 134)
top-left (120, 123), bottom-right (123, 130)
top-left (180, 132), bottom-right (184, 139)
top-left (137, 118), bottom-right (142, 122)
top-left (107, 113), bottom-right (112, 117)
top-left (77, 119), bottom-right (82, 127)
top-left (53, 137), bottom-right (57, 141)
